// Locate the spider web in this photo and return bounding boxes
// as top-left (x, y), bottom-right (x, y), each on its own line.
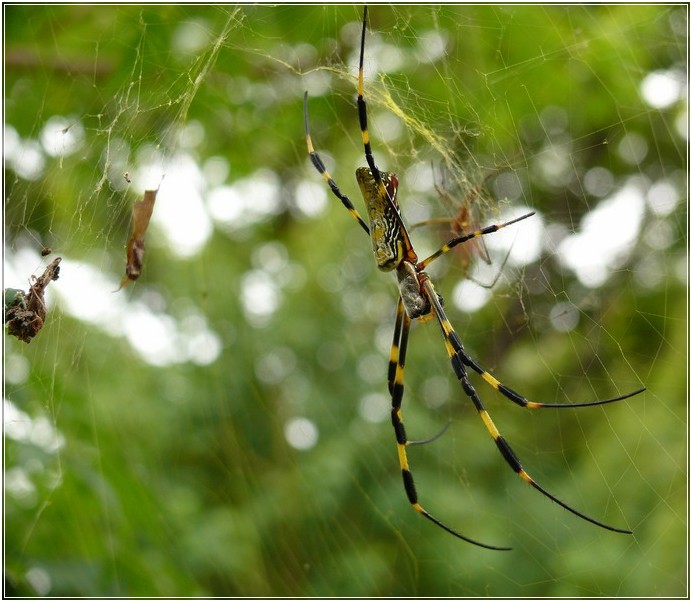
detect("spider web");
top-left (4, 5), bottom-right (687, 597)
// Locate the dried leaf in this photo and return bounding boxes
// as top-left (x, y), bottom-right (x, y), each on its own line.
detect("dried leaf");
top-left (118, 188), bottom-right (158, 290)
top-left (5, 257), bottom-right (62, 343)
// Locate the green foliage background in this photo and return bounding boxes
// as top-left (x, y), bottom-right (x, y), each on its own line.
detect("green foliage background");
top-left (4, 5), bottom-right (687, 597)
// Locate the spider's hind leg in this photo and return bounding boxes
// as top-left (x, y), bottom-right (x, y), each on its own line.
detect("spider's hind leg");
top-left (421, 277), bottom-right (633, 535)
top-left (388, 296), bottom-right (511, 550)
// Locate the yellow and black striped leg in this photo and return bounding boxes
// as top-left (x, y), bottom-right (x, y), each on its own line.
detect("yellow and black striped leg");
top-left (416, 211), bottom-right (646, 407)
top-left (357, 6), bottom-right (396, 210)
top-left (389, 297), bottom-right (450, 447)
top-left (387, 296), bottom-right (406, 397)
top-left (388, 297), bottom-right (510, 550)
top-left (303, 92), bottom-right (370, 235)
top-left (357, 6), bottom-right (381, 184)
top-left (417, 212), bottom-right (536, 270)
top-left (421, 277), bottom-right (632, 535)
top-left (459, 346), bottom-right (645, 409)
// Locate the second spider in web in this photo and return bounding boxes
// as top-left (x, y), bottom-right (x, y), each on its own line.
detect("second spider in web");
top-left (303, 6), bottom-right (644, 550)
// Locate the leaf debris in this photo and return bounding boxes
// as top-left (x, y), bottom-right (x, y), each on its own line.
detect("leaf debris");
top-left (118, 188), bottom-right (159, 290)
top-left (5, 257), bottom-right (62, 343)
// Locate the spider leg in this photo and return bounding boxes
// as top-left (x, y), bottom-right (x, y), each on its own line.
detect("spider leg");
top-left (458, 345), bottom-right (645, 409)
top-left (358, 6), bottom-right (381, 184)
top-left (407, 420), bottom-right (452, 447)
top-left (357, 6), bottom-right (400, 214)
top-left (421, 276), bottom-right (632, 535)
top-left (427, 264), bottom-right (644, 408)
top-left (388, 296), bottom-right (511, 550)
top-left (417, 211), bottom-right (535, 270)
top-left (387, 295), bottom-right (406, 396)
top-left (388, 295), bottom-right (451, 447)
top-left (417, 213), bottom-right (646, 408)
top-left (303, 92), bottom-right (370, 235)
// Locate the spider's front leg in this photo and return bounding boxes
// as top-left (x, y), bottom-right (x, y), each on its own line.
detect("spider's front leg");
top-left (303, 92), bottom-right (370, 236)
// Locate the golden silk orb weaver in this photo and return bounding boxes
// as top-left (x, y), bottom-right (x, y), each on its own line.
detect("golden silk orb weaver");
top-left (303, 6), bottom-right (644, 549)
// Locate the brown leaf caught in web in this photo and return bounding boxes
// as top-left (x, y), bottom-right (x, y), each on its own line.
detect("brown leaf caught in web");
top-left (118, 188), bottom-right (159, 290)
top-left (5, 257), bottom-right (62, 343)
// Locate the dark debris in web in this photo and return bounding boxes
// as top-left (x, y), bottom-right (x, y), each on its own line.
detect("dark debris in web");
top-left (5, 257), bottom-right (62, 344)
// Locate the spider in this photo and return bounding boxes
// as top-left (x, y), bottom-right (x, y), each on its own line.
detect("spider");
top-left (303, 6), bottom-right (645, 550)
